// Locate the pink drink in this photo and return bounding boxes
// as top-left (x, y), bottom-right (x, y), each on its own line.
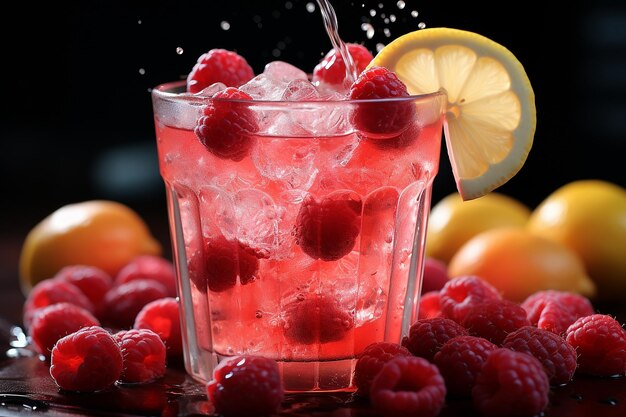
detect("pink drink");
top-left (152, 81), bottom-right (446, 391)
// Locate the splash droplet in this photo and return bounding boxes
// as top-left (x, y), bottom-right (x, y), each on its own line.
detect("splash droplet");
top-left (397, 1), bottom-right (406, 10)
top-left (376, 43), bottom-right (385, 52)
top-left (306, 2), bottom-right (316, 13)
top-left (369, 9), bottom-right (376, 17)
top-left (138, 68), bottom-right (146, 75)
top-left (176, 47), bottom-right (184, 55)
top-left (137, 19), bottom-right (142, 25)
top-left (383, 28), bottom-right (391, 37)
top-left (390, 14), bottom-right (397, 22)
top-left (272, 48), bottom-right (281, 57)
top-left (361, 23), bottom-right (375, 39)
top-left (285, 1), bottom-right (293, 9)
top-left (220, 21), bottom-right (231, 30)
top-left (411, 10), bottom-right (419, 18)
top-left (418, 22), bottom-right (426, 29)
top-left (378, 2), bottom-right (384, 8)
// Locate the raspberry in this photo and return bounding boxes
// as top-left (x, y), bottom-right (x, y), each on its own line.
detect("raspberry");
top-left (422, 257), bottom-right (449, 293)
top-left (353, 342), bottom-right (412, 396)
top-left (54, 265), bottom-right (113, 311)
top-left (461, 299), bottom-right (530, 345)
top-left (439, 275), bottom-right (502, 323)
top-left (401, 317), bottom-right (468, 361)
top-left (100, 279), bottom-right (169, 329)
top-left (522, 290), bottom-right (594, 335)
top-left (418, 291), bottom-right (442, 320)
top-left (282, 294), bottom-right (353, 344)
top-left (194, 87), bottom-right (257, 161)
top-left (207, 355), bottom-right (284, 417)
top-left (348, 66), bottom-right (414, 139)
top-left (187, 48), bottom-right (254, 93)
top-left (370, 356), bottom-right (446, 417)
top-left (192, 235), bottom-right (261, 293)
top-left (113, 329), bottom-right (167, 383)
top-left (50, 326), bottom-right (123, 392)
top-left (29, 302), bottom-right (100, 359)
top-left (565, 314), bottom-right (626, 376)
top-left (23, 278), bottom-right (95, 329)
top-left (134, 297), bottom-right (183, 357)
top-left (472, 348), bottom-right (550, 417)
top-left (503, 326), bottom-right (577, 385)
top-left (312, 43), bottom-right (373, 86)
top-left (433, 335), bottom-right (497, 398)
top-left (294, 194), bottom-right (362, 261)
top-left (115, 255), bottom-right (177, 297)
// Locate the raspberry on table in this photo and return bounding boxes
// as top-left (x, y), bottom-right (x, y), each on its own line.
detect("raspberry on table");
top-left (294, 194), bottom-right (362, 262)
top-left (187, 48), bottom-right (254, 93)
top-left (472, 348), bottom-right (550, 417)
top-left (565, 313), bottom-right (626, 377)
top-left (438, 275), bottom-right (502, 323)
top-left (115, 255), bottom-right (177, 298)
top-left (99, 279), bottom-right (169, 329)
top-left (353, 341), bottom-right (412, 397)
top-left (29, 302), bottom-right (100, 359)
top-left (54, 265), bottom-right (113, 311)
top-left (418, 291), bottom-right (442, 320)
top-left (370, 356), bottom-right (446, 417)
top-left (207, 355), bottom-right (284, 417)
top-left (433, 335), bottom-right (497, 398)
top-left (503, 326), bottom-right (577, 385)
top-left (282, 294), bottom-right (353, 345)
top-left (50, 326), bottom-right (123, 392)
top-left (461, 299), bottom-right (530, 345)
top-left (312, 43), bottom-right (373, 87)
top-left (401, 317), bottom-right (469, 361)
top-left (522, 290), bottom-right (594, 335)
top-left (134, 297), bottom-right (183, 357)
top-left (113, 329), bottom-right (167, 384)
top-left (194, 87), bottom-right (257, 161)
top-left (348, 66), bottom-right (415, 139)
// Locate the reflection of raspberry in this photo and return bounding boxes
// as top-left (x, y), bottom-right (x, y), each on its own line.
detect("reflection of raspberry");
top-left (283, 294), bottom-right (353, 345)
top-left (417, 291), bottom-right (442, 320)
top-left (353, 342), bottom-right (412, 397)
top-left (422, 257), bottom-right (449, 293)
top-left (472, 348), bottom-right (549, 417)
top-left (100, 279), bottom-right (169, 329)
top-left (461, 299), bottom-right (530, 345)
top-left (370, 356), bottom-right (446, 417)
top-left (294, 195), bottom-right (362, 261)
top-left (313, 43), bottom-right (373, 86)
top-left (134, 297), bottom-right (183, 357)
top-left (503, 326), bottom-right (577, 385)
top-left (207, 355), bottom-right (284, 417)
top-left (115, 255), bottom-right (177, 297)
top-left (187, 48), bottom-right (254, 93)
top-left (50, 326), bottom-right (123, 392)
top-left (114, 329), bottom-right (167, 383)
top-left (54, 265), bottom-right (113, 311)
top-left (565, 314), bottom-right (626, 376)
top-left (401, 317), bottom-right (468, 361)
top-left (439, 275), bottom-right (502, 323)
top-left (522, 290), bottom-right (594, 335)
top-left (433, 335), bottom-right (497, 398)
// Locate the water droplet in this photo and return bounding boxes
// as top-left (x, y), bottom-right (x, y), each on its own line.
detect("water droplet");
top-left (378, 3), bottom-right (384, 8)
top-left (390, 14), bottom-right (396, 22)
top-left (361, 23), bottom-right (375, 39)
top-left (383, 28), bottom-right (391, 37)
top-left (369, 9), bottom-right (376, 17)
top-left (255, 310), bottom-right (263, 319)
top-left (418, 22), bottom-right (426, 29)
top-left (137, 19), bottom-right (142, 25)
top-left (272, 48), bottom-right (281, 57)
top-left (376, 43), bottom-right (385, 52)
top-left (138, 68), bottom-right (146, 75)
top-left (297, 293), bottom-right (306, 301)
top-left (176, 47), bottom-right (184, 55)
top-left (285, 1), bottom-right (293, 10)
top-left (220, 21), bottom-right (231, 30)
top-left (306, 2), bottom-right (316, 13)
top-left (599, 397), bottom-right (619, 406)
top-left (397, 1), bottom-right (406, 10)
top-left (411, 10), bottom-right (419, 18)
top-left (277, 40), bottom-right (287, 50)
top-left (384, 18), bottom-right (390, 24)
top-left (571, 393), bottom-right (584, 401)
top-left (253, 15), bottom-right (262, 23)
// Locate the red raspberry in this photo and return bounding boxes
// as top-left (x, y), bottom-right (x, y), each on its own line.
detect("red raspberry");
top-left (207, 355), bottom-right (284, 417)
top-left (522, 290), bottom-right (594, 335)
top-left (194, 87), bottom-right (257, 161)
top-left (54, 265), bottom-right (113, 311)
top-left (353, 342), bottom-right (412, 396)
top-left (113, 329), bottom-right (167, 383)
top-left (565, 314), bottom-right (626, 376)
top-left (294, 195), bottom-right (362, 261)
top-left (401, 317), bottom-right (469, 361)
top-left (134, 297), bottom-right (183, 357)
top-left (418, 291), bottom-right (442, 320)
top-left (282, 294), bottom-right (353, 344)
top-left (370, 356), bottom-right (446, 417)
top-left (312, 43), bottom-right (373, 86)
top-left (472, 348), bottom-right (550, 417)
top-left (23, 278), bottom-right (95, 329)
top-left (503, 326), bottom-right (577, 385)
top-left (115, 255), bottom-right (177, 298)
top-left (348, 66), bottom-right (415, 139)
top-left (29, 302), bottom-right (100, 359)
top-left (187, 48), bottom-right (254, 93)
top-left (433, 335), bottom-right (497, 398)
top-left (422, 257), bottom-right (449, 293)
top-left (100, 279), bottom-right (169, 329)
top-left (49, 326), bottom-right (123, 392)
top-left (439, 275), bottom-right (502, 323)
top-left (461, 299), bottom-right (530, 345)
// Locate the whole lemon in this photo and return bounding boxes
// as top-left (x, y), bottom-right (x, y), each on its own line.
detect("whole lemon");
top-left (448, 227), bottom-right (596, 302)
top-left (527, 179), bottom-right (626, 301)
top-left (426, 192), bottom-right (531, 263)
top-left (19, 200), bottom-right (162, 294)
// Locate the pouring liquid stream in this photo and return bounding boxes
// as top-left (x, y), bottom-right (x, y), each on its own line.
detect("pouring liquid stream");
top-left (316, 0), bottom-right (358, 85)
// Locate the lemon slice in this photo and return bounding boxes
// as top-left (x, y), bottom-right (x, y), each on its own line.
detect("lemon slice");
top-left (371, 27), bottom-right (536, 200)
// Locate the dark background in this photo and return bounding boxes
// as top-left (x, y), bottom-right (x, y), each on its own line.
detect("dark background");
top-left (1, 0), bottom-right (625, 292)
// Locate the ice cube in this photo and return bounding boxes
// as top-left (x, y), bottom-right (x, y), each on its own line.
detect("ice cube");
top-left (263, 61), bottom-right (308, 83)
top-left (282, 79), bottom-right (320, 101)
top-left (194, 82), bottom-right (227, 97)
top-left (240, 74), bottom-right (286, 101)
top-left (234, 188), bottom-right (282, 257)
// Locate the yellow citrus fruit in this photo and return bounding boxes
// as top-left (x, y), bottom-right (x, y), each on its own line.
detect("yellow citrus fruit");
top-left (448, 227), bottom-right (596, 302)
top-left (371, 27), bottom-right (536, 200)
top-left (426, 192), bottom-right (531, 264)
top-left (19, 200), bottom-right (162, 293)
top-left (527, 180), bottom-right (626, 301)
